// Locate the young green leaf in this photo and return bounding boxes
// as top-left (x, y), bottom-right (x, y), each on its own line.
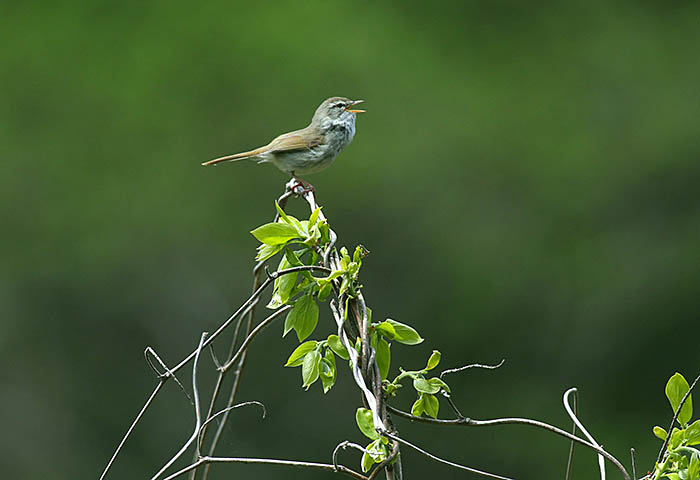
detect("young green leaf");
top-left (411, 396), bottom-right (425, 417)
top-left (320, 357), bottom-right (336, 394)
top-left (274, 201), bottom-right (291, 224)
top-left (356, 408), bottom-right (379, 440)
top-left (284, 341), bottom-right (318, 367)
top-left (413, 377), bottom-right (441, 394)
top-left (374, 321), bottom-right (397, 340)
top-left (689, 452), bottom-right (700, 480)
top-left (250, 222), bottom-right (299, 246)
top-left (327, 334), bottom-right (350, 360)
top-left (361, 449), bottom-right (374, 473)
top-left (425, 350), bottom-right (441, 370)
top-left (301, 350), bottom-right (321, 389)
top-left (653, 426), bottom-right (668, 440)
top-left (423, 393), bottom-right (439, 418)
top-left (376, 337), bottom-right (391, 380)
top-left (385, 318), bottom-right (423, 345)
top-left (256, 243), bottom-right (283, 262)
top-left (267, 255), bottom-right (297, 309)
top-left (666, 372), bottom-right (693, 426)
top-left (286, 294), bottom-right (319, 342)
top-left (686, 420), bottom-right (700, 445)
top-left (670, 427), bottom-right (684, 449)
top-left (428, 377), bottom-right (451, 393)
top-left (309, 207), bottom-right (321, 228)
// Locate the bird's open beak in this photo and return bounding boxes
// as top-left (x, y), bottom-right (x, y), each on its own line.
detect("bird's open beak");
top-left (345, 100), bottom-right (365, 114)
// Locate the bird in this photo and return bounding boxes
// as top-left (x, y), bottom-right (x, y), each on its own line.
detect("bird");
top-left (202, 96), bottom-right (365, 186)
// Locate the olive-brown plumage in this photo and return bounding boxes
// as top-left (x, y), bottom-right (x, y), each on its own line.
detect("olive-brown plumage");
top-left (202, 96), bottom-right (364, 179)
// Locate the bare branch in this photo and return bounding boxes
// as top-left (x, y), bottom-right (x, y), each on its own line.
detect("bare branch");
top-left (630, 448), bottom-right (636, 480)
top-left (382, 431), bottom-right (514, 480)
top-left (563, 388), bottom-right (605, 480)
top-left (99, 380), bottom-right (166, 480)
top-left (151, 332), bottom-right (208, 480)
top-left (197, 401), bottom-right (266, 452)
top-left (160, 456), bottom-right (368, 480)
top-left (332, 440), bottom-right (368, 470)
top-left (565, 388), bottom-right (578, 480)
top-left (220, 305), bottom-right (291, 371)
top-left (385, 406), bottom-right (631, 480)
top-left (439, 358), bottom-right (506, 379)
top-left (144, 346), bottom-right (191, 402)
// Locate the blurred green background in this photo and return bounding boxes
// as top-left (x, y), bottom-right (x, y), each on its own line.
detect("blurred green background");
top-left (2, 1), bottom-right (699, 478)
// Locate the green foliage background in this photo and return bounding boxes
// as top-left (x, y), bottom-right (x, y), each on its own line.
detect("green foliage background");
top-left (2, 1), bottom-right (699, 478)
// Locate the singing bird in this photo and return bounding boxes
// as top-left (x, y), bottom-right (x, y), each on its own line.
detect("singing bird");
top-left (202, 97), bottom-right (365, 183)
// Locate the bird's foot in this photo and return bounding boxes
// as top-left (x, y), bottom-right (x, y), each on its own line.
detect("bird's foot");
top-left (289, 176), bottom-right (315, 196)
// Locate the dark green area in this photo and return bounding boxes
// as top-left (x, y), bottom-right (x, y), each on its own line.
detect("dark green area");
top-left (2, 1), bottom-right (699, 478)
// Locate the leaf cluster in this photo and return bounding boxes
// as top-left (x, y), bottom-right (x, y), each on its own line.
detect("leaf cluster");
top-left (653, 373), bottom-right (700, 480)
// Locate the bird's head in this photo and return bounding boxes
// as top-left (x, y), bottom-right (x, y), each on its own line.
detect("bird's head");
top-left (313, 96), bottom-right (365, 124)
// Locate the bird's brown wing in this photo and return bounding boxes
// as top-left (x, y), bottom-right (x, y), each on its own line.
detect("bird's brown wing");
top-left (266, 130), bottom-right (323, 154)
top-left (202, 130), bottom-right (323, 166)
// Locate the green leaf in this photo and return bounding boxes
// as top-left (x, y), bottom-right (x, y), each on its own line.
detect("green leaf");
top-left (687, 420), bottom-right (700, 445)
top-left (689, 452), bottom-right (700, 480)
top-left (411, 396), bottom-right (424, 417)
top-left (251, 222), bottom-right (300, 246)
top-left (374, 321), bottom-right (397, 340)
top-left (285, 294), bottom-right (319, 342)
top-left (309, 207), bottom-right (321, 228)
top-left (666, 373), bottom-right (693, 426)
top-left (274, 201), bottom-right (291, 224)
top-left (671, 427), bottom-right (684, 449)
top-left (284, 341), bottom-right (318, 367)
top-left (320, 354), bottom-right (336, 394)
top-left (267, 255), bottom-right (296, 309)
top-left (413, 377), bottom-right (441, 394)
top-left (425, 350), bottom-right (441, 370)
top-left (327, 334), bottom-right (350, 360)
top-left (423, 393), bottom-right (439, 418)
top-left (256, 243), bottom-right (283, 261)
top-left (317, 282), bottom-right (332, 302)
top-left (356, 408), bottom-right (379, 440)
top-left (376, 337), bottom-right (391, 380)
top-left (301, 350), bottom-right (321, 389)
top-left (653, 425), bottom-right (668, 441)
top-left (385, 318), bottom-right (423, 345)
top-left (428, 377), bottom-right (451, 393)
top-left (361, 446), bottom-right (375, 473)
top-left (688, 453), bottom-right (700, 480)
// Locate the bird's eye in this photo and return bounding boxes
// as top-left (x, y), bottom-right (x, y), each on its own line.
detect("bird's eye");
top-left (334, 102), bottom-right (345, 109)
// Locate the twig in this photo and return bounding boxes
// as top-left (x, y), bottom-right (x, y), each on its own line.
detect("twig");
top-left (655, 371), bottom-right (700, 465)
top-left (220, 305), bottom-right (291, 371)
top-left (563, 388), bottom-right (605, 480)
top-left (160, 456), bottom-right (368, 480)
top-left (439, 359), bottom-right (506, 379)
top-left (386, 406), bottom-right (631, 480)
top-left (197, 401), bottom-right (266, 452)
top-left (332, 440), bottom-right (368, 470)
top-left (630, 448), bottom-right (636, 480)
top-left (382, 431), bottom-right (514, 480)
top-left (151, 332), bottom-right (208, 480)
top-left (145, 346), bottom-right (191, 402)
top-left (100, 265), bottom-right (328, 480)
top-left (564, 388), bottom-right (578, 480)
top-left (98, 380), bottom-right (166, 480)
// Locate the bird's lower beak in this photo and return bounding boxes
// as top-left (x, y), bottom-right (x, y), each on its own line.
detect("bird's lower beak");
top-left (346, 100), bottom-right (365, 114)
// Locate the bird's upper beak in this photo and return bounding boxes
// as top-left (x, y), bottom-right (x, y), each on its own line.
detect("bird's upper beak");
top-left (345, 99), bottom-right (365, 114)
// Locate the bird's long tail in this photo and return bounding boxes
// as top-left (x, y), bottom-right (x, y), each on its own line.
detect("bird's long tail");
top-left (201, 149), bottom-right (260, 166)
